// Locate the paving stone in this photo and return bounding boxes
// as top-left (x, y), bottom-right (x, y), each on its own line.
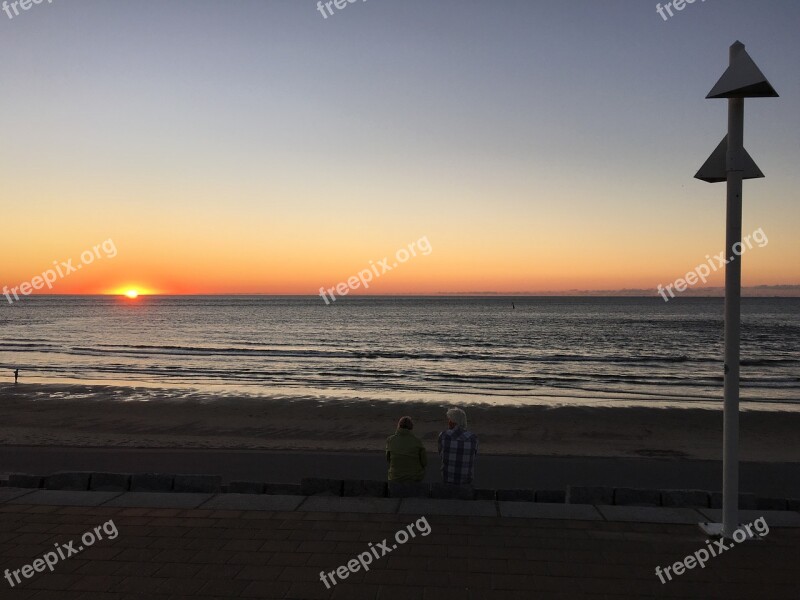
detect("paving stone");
top-left (299, 497), bottom-right (399, 514)
top-left (696, 508), bottom-right (800, 527)
top-left (198, 579), bottom-right (251, 596)
top-left (756, 497), bottom-right (789, 511)
top-left (130, 473), bottom-right (174, 492)
top-left (430, 483), bottom-right (474, 500)
top-left (0, 487), bottom-right (37, 503)
top-left (399, 498), bottom-right (497, 517)
top-left (661, 489), bottom-right (710, 508)
top-left (474, 489), bottom-right (496, 501)
top-left (173, 474), bottom-right (222, 493)
top-left (739, 493), bottom-right (759, 510)
top-left (45, 472), bottom-right (92, 491)
top-left (710, 492), bottom-right (757, 510)
top-left (7, 490), bottom-right (121, 506)
top-left (228, 481), bottom-right (264, 494)
top-left (69, 574), bottom-right (125, 592)
top-left (388, 482), bottom-right (429, 498)
top-left (496, 489), bottom-right (534, 502)
top-left (342, 479), bottom-right (387, 498)
top-left (566, 485), bottom-right (613, 505)
top-left (103, 493), bottom-right (213, 509)
top-left (242, 580), bottom-right (292, 597)
top-left (286, 582), bottom-right (332, 599)
top-left (155, 575), bottom-right (208, 594)
top-left (264, 483), bottom-right (302, 495)
top-left (535, 490), bottom-right (565, 503)
top-left (199, 494), bottom-right (305, 511)
top-left (596, 505), bottom-right (705, 524)
top-left (613, 487), bottom-right (661, 507)
top-left (499, 501), bottom-right (603, 521)
top-left (90, 473), bottom-right (131, 492)
top-left (8, 474), bottom-right (44, 488)
top-left (301, 478), bottom-right (343, 496)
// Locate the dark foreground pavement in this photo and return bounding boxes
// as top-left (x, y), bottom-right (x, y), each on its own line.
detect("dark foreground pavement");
top-left (0, 489), bottom-right (798, 599)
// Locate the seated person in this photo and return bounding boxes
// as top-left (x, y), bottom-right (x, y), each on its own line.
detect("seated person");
top-left (385, 416), bottom-right (427, 482)
top-left (438, 407), bottom-right (478, 486)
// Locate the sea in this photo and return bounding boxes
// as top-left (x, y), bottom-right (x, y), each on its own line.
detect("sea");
top-left (0, 296), bottom-right (798, 408)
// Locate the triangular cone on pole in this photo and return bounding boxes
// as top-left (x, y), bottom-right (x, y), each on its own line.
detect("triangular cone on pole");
top-left (695, 135), bottom-right (764, 183)
top-left (707, 41), bottom-right (779, 99)
top-left (697, 42), bottom-right (778, 539)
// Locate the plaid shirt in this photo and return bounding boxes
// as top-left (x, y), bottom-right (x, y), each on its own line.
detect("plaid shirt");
top-left (437, 427), bottom-right (478, 485)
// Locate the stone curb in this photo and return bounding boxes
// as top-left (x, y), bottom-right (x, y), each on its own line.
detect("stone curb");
top-left (4, 487), bottom-right (798, 526)
top-left (2, 474), bottom-right (797, 511)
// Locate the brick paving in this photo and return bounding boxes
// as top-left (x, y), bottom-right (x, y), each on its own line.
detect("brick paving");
top-left (0, 503), bottom-right (798, 599)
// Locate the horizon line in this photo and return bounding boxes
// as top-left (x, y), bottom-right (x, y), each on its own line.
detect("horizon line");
top-left (16, 291), bottom-right (800, 299)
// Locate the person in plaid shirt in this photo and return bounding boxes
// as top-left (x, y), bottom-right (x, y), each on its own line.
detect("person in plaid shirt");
top-left (437, 407), bottom-right (478, 485)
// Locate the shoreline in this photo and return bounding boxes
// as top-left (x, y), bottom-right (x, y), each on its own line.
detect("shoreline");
top-left (2, 379), bottom-right (798, 411)
top-left (2, 383), bottom-right (800, 461)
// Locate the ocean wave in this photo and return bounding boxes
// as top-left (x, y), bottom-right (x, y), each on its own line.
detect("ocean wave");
top-left (5, 342), bottom-right (795, 371)
top-left (741, 358), bottom-right (800, 366)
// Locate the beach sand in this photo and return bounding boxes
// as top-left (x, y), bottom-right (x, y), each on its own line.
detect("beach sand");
top-left (1, 383), bottom-right (799, 462)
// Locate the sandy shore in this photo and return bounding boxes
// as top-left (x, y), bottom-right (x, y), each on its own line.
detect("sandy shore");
top-left (1, 383), bottom-right (799, 462)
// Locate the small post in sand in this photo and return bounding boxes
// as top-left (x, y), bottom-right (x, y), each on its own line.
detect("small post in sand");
top-left (695, 41), bottom-right (778, 539)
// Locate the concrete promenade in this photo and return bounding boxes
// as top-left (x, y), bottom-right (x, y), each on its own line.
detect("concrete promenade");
top-left (0, 487), bottom-right (798, 599)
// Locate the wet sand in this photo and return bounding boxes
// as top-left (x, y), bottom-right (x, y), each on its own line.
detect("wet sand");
top-left (1, 383), bottom-right (800, 462)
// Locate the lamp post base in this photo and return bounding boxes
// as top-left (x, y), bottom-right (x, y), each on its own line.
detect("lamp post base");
top-left (698, 522), bottom-right (763, 541)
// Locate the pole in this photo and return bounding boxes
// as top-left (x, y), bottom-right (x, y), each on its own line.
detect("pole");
top-left (697, 41), bottom-right (777, 538)
top-left (722, 42), bottom-right (745, 538)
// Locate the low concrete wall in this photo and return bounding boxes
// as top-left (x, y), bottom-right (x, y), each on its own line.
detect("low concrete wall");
top-left (2, 473), bottom-right (798, 511)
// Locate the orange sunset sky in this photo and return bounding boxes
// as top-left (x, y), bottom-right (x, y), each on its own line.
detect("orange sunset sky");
top-left (1, 1), bottom-right (798, 297)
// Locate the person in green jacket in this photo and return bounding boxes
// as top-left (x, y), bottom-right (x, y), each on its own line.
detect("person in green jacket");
top-left (385, 416), bottom-right (427, 482)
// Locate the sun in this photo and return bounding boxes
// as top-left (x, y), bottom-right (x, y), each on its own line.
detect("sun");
top-left (110, 285), bottom-right (153, 299)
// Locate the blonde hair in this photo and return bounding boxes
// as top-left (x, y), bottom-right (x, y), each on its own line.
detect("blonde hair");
top-left (446, 407), bottom-right (467, 429)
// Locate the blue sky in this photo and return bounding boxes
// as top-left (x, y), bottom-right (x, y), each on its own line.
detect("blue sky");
top-left (1, 0), bottom-right (797, 294)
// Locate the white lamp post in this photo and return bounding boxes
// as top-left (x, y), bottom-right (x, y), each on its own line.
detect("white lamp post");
top-left (695, 41), bottom-right (778, 539)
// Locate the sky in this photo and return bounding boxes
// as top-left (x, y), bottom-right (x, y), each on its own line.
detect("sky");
top-left (1, 0), bottom-right (798, 296)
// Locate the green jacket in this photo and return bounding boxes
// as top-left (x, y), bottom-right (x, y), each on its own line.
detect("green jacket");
top-left (385, 428), bottom-right (427, 482)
